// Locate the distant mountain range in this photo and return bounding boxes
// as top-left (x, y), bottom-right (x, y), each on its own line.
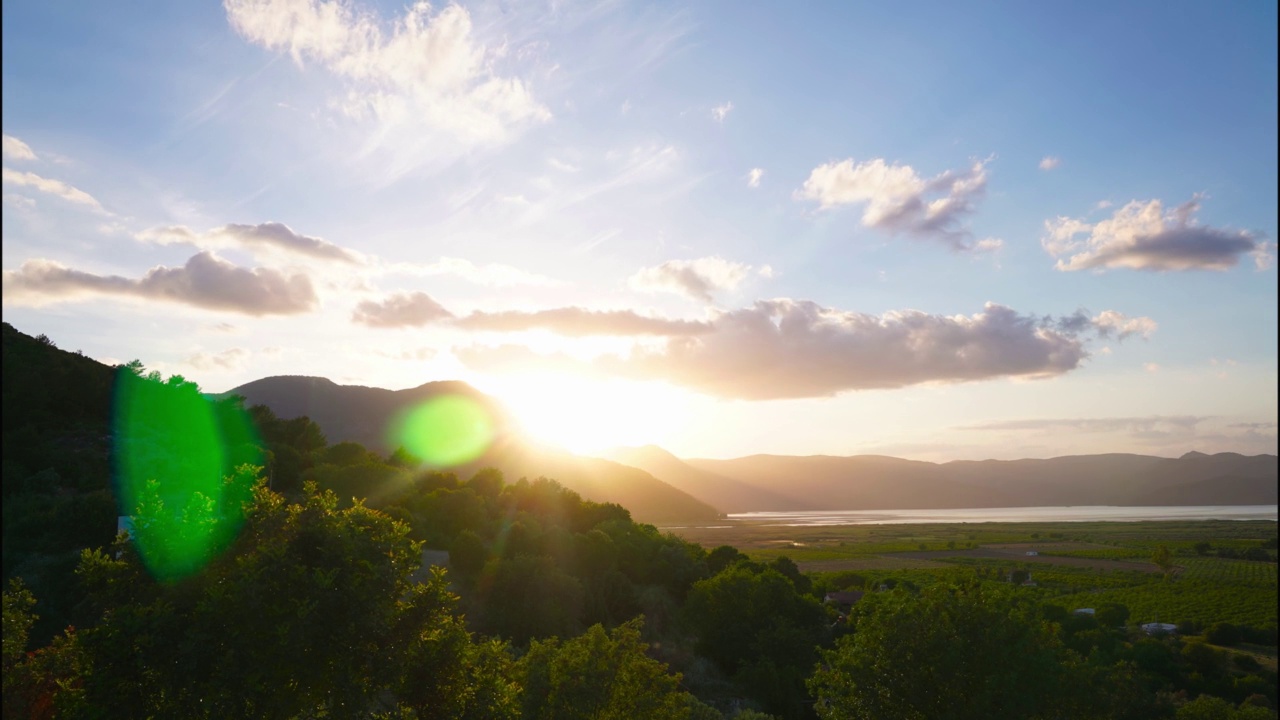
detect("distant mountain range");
top-left (603, 446), bottom-right (1278, 512)
top-left (228, 375), bottom-right (1278, 518)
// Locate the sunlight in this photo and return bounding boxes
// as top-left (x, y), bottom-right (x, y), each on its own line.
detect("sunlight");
top-left (485, 373), bottom-right (692, 455)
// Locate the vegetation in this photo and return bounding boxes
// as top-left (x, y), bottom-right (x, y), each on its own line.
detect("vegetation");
top-left (3, 324), bottom-right (1277, 718)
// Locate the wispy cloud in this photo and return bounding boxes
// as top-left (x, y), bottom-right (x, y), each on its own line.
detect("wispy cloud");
top-left (379, 256), bottom-right (561, 288)
top-left (1038, 156), bottom-right (1061, 171)
top-left (712, 101), bottom-right (733, 122)
top-left (747, 167), bottom-right (764, 188)
top-left (797, 157), bottom-right (995, 251)
top-left (2, 252), bottom-right (318, 315)
top-left (2, 135), bottom-right (37, 161)
top-left (1, 168), bottom-right (105, 213)
top-left (138, 222), bottom-right (362, 264)
top-left (224, 0), bottom-right (550, 149)
top-left (457, 307), bottom-right (710, 337)
top-left (630, 256), bottom-right (755, 302)
top-left (1043, 196), bottom-right (1269, 271)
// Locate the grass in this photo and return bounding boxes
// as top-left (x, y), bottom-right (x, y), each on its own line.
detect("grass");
top-left (668, 518), bottom-right (1278, 634)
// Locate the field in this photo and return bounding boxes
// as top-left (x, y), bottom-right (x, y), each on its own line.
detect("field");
top-left (667, 519), bottom-right (1279, 632)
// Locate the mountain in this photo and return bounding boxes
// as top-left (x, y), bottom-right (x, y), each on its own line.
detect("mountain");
top-left (676, 451), bottom-right (1278, 511)
top-left (225, 376), bottom-right (721, 523)
top-left (605, 446), bottom-right (815, 513)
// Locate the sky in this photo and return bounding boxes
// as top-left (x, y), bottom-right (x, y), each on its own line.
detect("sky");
top-left (3, 0), bottom-right (1277, 461)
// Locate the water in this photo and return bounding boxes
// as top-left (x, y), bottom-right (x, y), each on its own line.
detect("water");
top-left (725, 505), bottom-right (1279, 526)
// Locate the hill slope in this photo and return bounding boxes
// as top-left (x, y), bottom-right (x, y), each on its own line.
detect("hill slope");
top-left (226, 376), bottom-right (722, 523)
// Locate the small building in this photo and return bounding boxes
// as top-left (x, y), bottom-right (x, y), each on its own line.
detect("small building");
top-left (1073, 608), bottom-right (1096, 616)
top-left (1141, 622), bottom-right (1177, 635)
top-left (824, 591), bottom-right (865, 607)
top-left (1025, 551), bottom-right (1039, 556)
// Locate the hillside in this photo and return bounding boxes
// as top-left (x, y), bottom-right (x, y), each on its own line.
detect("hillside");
top-left (226, 376), bottom-right (722, 523)
top-left (604, 445), bottom-right (815, 513)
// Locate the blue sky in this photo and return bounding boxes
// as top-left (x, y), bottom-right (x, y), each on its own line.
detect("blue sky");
top-left (3, 0), bottom-right (1276, 460)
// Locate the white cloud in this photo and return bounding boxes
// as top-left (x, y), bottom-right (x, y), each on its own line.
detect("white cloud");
top-left (1144, 362), bottom-right (1161, 373)
top-left (138, 222), bottom-right (361, 264)
top-left (224, 0), bottom-right (550, 148)
top-left (460, 300), bottom-right (1124, 400)
top-left (630, 256), bottom-right (754, 302)
top-left (184, 347), bottom-right (251, 372)
top-left (1043, 196), bottom-right (1267, 272)
top-left (1, 168), bottom-right (105, 212)
top-left (1039, 156), bottom-right (1061, 171)
top-left (974, 238), bottom-right (1004, 253)
top-left (747, 167), bottom-right (764, 188)
top-left (2, 252), bottom-right (318, 315)
top-left (797, 157), bottom-right (993, 250)
top-left (2, 135), bottom-right (37, 161)
top-left (456, 307), bottom-right (710, 337)
top-left (1091, 310), bottom-right (1157, 340)
top-left (712, 101), bottom-right (733, 122)
top-left (351, 291), bottom-right (453, 328)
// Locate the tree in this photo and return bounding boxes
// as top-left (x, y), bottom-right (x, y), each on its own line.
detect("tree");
top-left (808, 584), bottom-right (1076, 720)
top-left (684, 565), bottom-right (827, 718)
top-left (1095, 602), bottom-right (1130, 628)
top-left (1153, 545), bottom-right (1175, 577)
top-left (1205, 622), bottom-right (1243, 647)
top-left (1194, 541), bottom-right (1212, 556)
top-left (518, 618), bottom-right (717, 720)
top-left (72, 479), bottom-right (508, 719)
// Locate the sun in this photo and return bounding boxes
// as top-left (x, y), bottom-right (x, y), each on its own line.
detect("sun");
top-left (484, 373), bottom-right (691, 455)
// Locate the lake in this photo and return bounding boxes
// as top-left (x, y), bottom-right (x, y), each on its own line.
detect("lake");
top-left (722, 505), bottom-right (1279, 526)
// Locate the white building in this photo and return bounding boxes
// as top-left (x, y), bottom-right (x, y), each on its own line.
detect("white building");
top-left (1141, 622), bottom-right (1177, 635)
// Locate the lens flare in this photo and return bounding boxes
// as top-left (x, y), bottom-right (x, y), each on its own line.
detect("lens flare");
top-left (390, 394), bottom-right (494, 467)
top-left (113, 370), bottom-right (261, 582)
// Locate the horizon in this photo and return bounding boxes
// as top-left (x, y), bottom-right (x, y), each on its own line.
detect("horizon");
top-left (3, 1), bottom-right (1277, 462)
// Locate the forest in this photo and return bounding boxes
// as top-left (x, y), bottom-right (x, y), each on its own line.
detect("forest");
top-left (2, 322), bottom-right (1277, 719)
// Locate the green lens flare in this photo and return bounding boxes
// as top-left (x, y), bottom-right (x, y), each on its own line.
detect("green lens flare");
top-left (390, 395), bottom-right (494, 467)
top-left (113, 371), bottom-right (261, 582)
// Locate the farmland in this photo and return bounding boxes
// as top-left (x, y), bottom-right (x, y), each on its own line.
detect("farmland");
top-left (668, 518), bottom-right (1279, 632)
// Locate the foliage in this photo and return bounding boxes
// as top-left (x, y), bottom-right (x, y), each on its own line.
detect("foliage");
top-left (808, 584), bottom-right (1076, 720)
top-left (518, 618), bottom-right (715, 720)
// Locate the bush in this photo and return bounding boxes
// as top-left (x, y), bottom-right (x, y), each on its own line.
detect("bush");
top-left (1205, 622), bottom-right (1243, 647)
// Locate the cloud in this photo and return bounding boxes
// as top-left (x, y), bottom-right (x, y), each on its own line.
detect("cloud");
top-left (959, 416), bottom-right (1207, 433)
top-left (184, 347), bottom-right (251, 372)
top-left (747, 168), bottom-right (764, 188)
top-left (630, 257), bottom-right (754, 302)
top-left (456, 307), bottom-right (710, 336)
top-left (2, 135), bottom-right (37, 161)
top-left (139, 222), bottom-right (361, 263)
top-left (1039, 156), bottom-right (1061, 171)
top-left (224, 0), bottom-right (549, 147)
top-left (380, 256), bottom-right (561, 287)
top-left (460, 300), bottom-right (1121, 400)
top-left (2, 252), bottom-right (318, 315)
top-left (2, 168), bottom-right (104, 212)
top-left (352, 291), bottom-right (453, 328)
top-left (956, 415), bottom-right (1277, 456)
top-left (712, 101), bottom-right (733, 122)
top-left (797, 157), bottom-right (992, 250)
top-left (3, 193), bottom-right (36, 210)
top-left (1144, 362), bottom-right (1161, 373)
top-left (1090, 310), bottom-right (1157, 340)
top-left (1043, 196), bottom-right (1268, 271)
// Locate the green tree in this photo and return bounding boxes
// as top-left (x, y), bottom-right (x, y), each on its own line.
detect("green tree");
top-left (72, 479), bottom-right (507, 719)
top-left (1152, 544), bottom-right (1175, 577)
top-left (518, 618), bottom-right (716, 720)
top-left (808, 584), bottom-right (1075, 720)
